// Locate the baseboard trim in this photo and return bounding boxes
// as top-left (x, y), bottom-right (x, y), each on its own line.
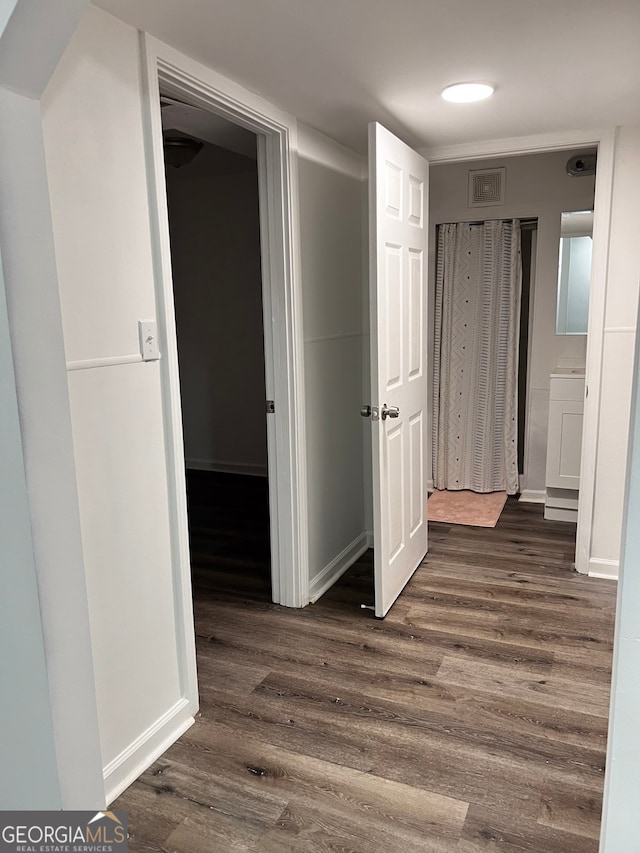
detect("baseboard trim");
top-left (309, 532), bottom-right (369, 603)
top-left (366, 530), bottom-right (374, 548)
top-left (104, 697), bottom-right (195, 805)
top-left (185, 458), bottom-right (268, 477)
top-left (544, 505), bottom-right (578, 523)
top-left (518, 489), bottom-right (546, 504)
top-left (588, 558), bottom-right (619, 580)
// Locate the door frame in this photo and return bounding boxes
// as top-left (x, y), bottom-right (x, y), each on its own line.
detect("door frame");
top-left (140, 32), bottom-right (310, 655)
top-left (425, 128), bottom-right (616, 575)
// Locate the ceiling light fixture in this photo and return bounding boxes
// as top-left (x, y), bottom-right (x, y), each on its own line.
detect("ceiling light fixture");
top-left (163, 135), bottom-right (203, 168)
top-left (441, 82), bottom-right (495, 103)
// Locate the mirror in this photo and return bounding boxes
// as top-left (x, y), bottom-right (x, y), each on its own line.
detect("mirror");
top-left (556, 210), bottom-right (593, 335)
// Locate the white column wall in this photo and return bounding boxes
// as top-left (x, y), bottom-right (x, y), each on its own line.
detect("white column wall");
top-left (0, 0), bottom-right (104, 809)
top-left (0, 255), bottom-right (62, 809)
top-left (589, 126), bottom-right (640, 578)
top-left (600, 288), bottom-right (640, 850)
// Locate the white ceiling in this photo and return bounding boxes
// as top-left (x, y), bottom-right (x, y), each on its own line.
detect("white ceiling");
top-left (95, 0), bottom-right (640, 154)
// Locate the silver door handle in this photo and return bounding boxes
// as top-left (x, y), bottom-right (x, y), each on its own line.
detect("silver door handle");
top-left (381, 404), bottom-right (400, 420)
top-left (360, 405), bottom-right (371, 418)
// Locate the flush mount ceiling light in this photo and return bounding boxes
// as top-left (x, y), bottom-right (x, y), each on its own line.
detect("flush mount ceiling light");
top-left (163, 135), bottom-right (204, 168)
top-left (441, 82), bottom-right (495, 103)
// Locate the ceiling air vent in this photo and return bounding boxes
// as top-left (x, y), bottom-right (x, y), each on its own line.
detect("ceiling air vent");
top-left (468, 167), bottom-right (506, 207)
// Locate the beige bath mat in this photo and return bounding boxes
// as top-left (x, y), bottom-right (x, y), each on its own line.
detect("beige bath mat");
top-left (427, 489), bottom-right (507, 527)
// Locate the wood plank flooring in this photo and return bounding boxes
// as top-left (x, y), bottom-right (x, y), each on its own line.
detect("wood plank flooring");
top-left (114, 474), bottom-right (617, 852)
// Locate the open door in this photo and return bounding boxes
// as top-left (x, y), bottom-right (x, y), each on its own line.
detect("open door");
top-left (367, 122), bottom-right (429, 617)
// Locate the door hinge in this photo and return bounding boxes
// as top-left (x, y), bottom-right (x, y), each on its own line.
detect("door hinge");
top-left (266, 400), bottom-right (275, 414)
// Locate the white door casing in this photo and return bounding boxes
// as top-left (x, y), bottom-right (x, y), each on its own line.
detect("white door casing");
top-left (141, 34), bottom-right (309, 615)
top-left (369, 122), bottom-right (429, 618)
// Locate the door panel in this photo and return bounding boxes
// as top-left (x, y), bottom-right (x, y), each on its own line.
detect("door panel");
top-left (409, 412), bottom-right (424, 536)
top-left (369, 122), bottom-right (429, 617)
top-left (408, 249), bottom-right (424, 378)
top-left (387, 423), bottom-right (405, 561)
top-left (384, 244), bottom-right (403, 388)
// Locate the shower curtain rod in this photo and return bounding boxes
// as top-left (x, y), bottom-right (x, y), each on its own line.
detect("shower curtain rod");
top-left (439, 217), bottom-right (538, 228)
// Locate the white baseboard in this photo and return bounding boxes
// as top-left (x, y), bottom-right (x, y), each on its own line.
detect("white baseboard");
top-left (518, 489), bottom-right (546, 504)
top-left (588, 557), bottom-right (619, 580)
top-left (366, 529), bottom-right (374, 547)
top-left (185, 457), bottom-right (268, 477)
top-left (544, 505), bottom-right (577, 523)
top-left (309, 532), bottom-right (369, 603)
top-left (545, 487), bottom-right (579, 511)
top-left (427, 479), bottom-right (434, 493)
top-left (104, 698), bottom-right (195, 805)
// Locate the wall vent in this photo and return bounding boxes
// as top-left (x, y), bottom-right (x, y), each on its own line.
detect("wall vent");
top-left (468, 167), bottom-right (506, 207)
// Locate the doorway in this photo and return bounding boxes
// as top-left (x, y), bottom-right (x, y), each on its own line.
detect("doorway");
top-left (428, 148), bottom-right (596, 547)
top-left (141, 39), bottom-right (310, 641)
top-left (161, 103), bottom-right (272, 600)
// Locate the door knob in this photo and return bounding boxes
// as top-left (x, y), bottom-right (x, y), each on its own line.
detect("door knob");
top-left (360, 405), bottom-right (371, 418)
top-left (381, 404), bottom-right (400, 420)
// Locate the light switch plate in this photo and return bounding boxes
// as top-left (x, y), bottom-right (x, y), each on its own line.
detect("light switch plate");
top-left (138, 320), bottom-right (160, 361)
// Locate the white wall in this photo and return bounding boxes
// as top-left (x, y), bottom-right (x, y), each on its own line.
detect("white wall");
top-left (589, 126), bottom-right (640, 578)
top-left (165, 143), bottom-right (268, 476)
top-left (41, 6), bottom-right (193, 802)
top-left (0, 84), bottom-right (104, 810)
top-left (0, 0), bottom-right (107, 811)
top-left (297, 125), bottom-right (367, 599)
top-left (0, 256), bottom-right (61, 809)
top-left (600, 278), bottom-right (640, 851)
top-left (429, 150), bottom-right (595, 493)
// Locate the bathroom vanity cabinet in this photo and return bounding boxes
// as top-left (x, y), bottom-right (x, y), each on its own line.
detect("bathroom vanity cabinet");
top-left (545, 371), bottom-right (585, 522)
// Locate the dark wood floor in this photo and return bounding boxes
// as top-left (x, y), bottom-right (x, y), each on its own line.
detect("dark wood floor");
top-left (115, 475), bottom-right (617, 852)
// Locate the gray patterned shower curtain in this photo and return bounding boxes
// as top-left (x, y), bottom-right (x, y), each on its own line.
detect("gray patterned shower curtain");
top-left (433, 219), bottom-right (522, 494)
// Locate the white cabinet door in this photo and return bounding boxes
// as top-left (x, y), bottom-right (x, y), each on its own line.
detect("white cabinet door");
top-left (368, 122), bottom-right (429, 618)
top-left (546, 400), bottom-right (584, 489)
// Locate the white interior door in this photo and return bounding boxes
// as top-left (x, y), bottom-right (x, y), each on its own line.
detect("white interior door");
top-left (368, 122), bottom-right (429, 618)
